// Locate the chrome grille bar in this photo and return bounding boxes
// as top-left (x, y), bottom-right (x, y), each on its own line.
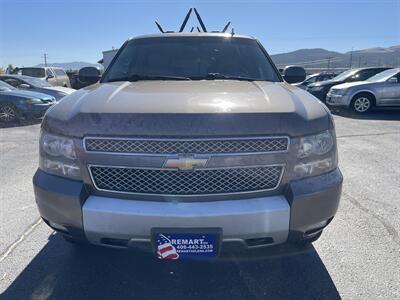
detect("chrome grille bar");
top-left (84, 136), bottom-right (289, 155)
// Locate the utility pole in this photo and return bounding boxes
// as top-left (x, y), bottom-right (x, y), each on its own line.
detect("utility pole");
top-left (349, 47), bottom-right (354, 69)
top-left (43, 53), bottom-right (48, 67)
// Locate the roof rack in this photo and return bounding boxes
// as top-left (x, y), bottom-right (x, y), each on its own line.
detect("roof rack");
top-left (155, 8), bottom-right (232, 34)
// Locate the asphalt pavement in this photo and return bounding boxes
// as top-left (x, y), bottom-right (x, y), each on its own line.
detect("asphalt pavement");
top-left (0, 110), bottom-right (399, 300)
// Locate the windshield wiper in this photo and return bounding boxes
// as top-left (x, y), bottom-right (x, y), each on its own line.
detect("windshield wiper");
top-left (107, 74), bottom-right (191, 83)
top-left (191, 73), bottom-right (259, 81)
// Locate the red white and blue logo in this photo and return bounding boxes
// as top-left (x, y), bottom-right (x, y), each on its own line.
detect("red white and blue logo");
top-left (156, 234), bottom-right (179, 260)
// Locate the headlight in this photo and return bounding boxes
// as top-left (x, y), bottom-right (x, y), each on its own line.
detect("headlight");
top-left (298, 130), bottom-right (334, 158)
top-left (309, 86), bottom-right (324, 92)
top-left (55, 92), bottom-right (67, 99)
top-left (330, 88), bottom-right (347, 96)
top-left (294, 130), bottom-right (337, 179)
top-left (25, 98), bottom-right (43, 104)
top-left (39, 131), bottom-right (81, 179)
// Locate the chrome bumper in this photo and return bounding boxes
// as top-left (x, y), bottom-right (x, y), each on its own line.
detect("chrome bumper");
top-left (82, 195), bottom-right (290, 247)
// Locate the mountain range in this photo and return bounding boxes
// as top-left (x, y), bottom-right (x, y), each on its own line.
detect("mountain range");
top-left (270, 45), bottom-right (400, 69)
top-left (35, 45), bottom-right (399, 71)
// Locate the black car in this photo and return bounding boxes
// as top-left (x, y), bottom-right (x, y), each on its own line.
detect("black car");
top-left (294, 72), bottom-right (339, 90)
top-left (307, 67), bottom-right (391, 101)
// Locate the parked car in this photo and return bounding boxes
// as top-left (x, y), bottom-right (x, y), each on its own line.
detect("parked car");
top-left (33, 33), bottom-right (342, 259)
top-left (327, 68), bottom-right (400, 113)
top-left (0, 80), bottom-right (55, 123)
top-left (294, 72), bottom-right (338, 90)
top-left (0, 75), bottom-right (75, 101)
top-left (307, 67), bottom-right (391, 101)
top-left (16, 67), bottom-right (72, 88)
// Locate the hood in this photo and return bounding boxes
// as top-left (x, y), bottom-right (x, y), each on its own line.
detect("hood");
top-left (330, 81), bottom-right (374, 90)
top-left (308, 79), bottom-right (342, 88)
top-left (43, 86), bottom-right (76, 94)
top-left (43, 80), bottom-right (330, 138)
top-left (1, 89), bottom-right (54, 100)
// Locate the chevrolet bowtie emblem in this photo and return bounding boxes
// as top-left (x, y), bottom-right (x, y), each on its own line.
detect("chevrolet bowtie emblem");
top-left (163, 155), bottom-right (209, 171)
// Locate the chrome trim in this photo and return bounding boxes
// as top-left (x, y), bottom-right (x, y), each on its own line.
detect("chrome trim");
top-left (87, 163), bottom-right (285, 197)
top-left (83, 136), bottom-right (291, 156)
top-left (83, 195), bottom-right (290, 246)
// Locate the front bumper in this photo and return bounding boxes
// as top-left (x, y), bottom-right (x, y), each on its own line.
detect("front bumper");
top-left (33, 168), bottom-right (342, 251)
top-left (20, 103), bottom-right (52, 119)
top-left (307, 89), bottom-right (327, 101)
top-left (326, 93), bottom-right (351, 107)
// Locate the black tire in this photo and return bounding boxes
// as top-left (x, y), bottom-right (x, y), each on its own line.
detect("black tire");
top-left (0, 103), bottom-right (19, 123)
top-left (351, 93), bottom-right (374, 113)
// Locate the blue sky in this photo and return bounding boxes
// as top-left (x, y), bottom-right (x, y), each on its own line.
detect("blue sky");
top-left (0, 0), bottom-right (399, 67)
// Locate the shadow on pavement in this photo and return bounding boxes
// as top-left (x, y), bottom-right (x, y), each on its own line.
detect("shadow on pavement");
top-left (2, 233), bottom-right (340, 300)
top-left (332, 108), bottom-right (400, 121)
top-left (0, 118), bottom-right (42, 129)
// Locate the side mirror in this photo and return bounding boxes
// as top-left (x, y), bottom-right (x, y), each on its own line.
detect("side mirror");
top-left (46, 74), bottom-right (54, 80)
top-left (388, 77), bottom-right (398, 83)
top-left (282, 66), bottom-right (306, 84)
top-left (18, 83), bottom-right (31, 89)
top-left (78, 67), bottom-right (101, 85)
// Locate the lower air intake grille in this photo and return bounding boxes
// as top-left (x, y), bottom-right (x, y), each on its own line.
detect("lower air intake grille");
top-left (89, 165), bottom-right (283, 196)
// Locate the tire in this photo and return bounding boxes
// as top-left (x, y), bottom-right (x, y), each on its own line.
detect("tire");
top-left (0, 103), bottom-right (19, 123)
top-left (351, 94), bottom-right (374, 113)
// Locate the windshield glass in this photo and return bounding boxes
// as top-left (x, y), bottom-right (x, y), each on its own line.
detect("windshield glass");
top-left (0, 80), bottom-right (16, 91)
top-left (103, 37), bottom-right (281, 82)
top-left (19, 68), bottom-right (46, 78)
top-left (331, 69), bottom-right (357, 81)
top-left (366, 68), bottom-right (399, 82)
top-left (22, 76), bottom-right (52, 87)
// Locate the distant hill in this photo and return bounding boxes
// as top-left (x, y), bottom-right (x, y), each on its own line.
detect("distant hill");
top-left (271, 45), bottom-right (400, 69)
top-left (35, 61), bottom-right (103, 71)
top-left (33, 46), bottom-right (399, 72)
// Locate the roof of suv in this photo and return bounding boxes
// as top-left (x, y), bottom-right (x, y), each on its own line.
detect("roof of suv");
top-left (128, 32), bottom-right (255, 41)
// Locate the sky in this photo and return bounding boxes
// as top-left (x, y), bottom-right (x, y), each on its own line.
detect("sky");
top-left (0, 0), bottom-right (399, 67)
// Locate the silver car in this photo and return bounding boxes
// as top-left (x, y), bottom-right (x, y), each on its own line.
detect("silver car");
top-left (17, 67), bottom-right (72, 88)
top-left (0, 75), bottom-right (75, 101)
top-left (327, 68), bottom-right (400, 113)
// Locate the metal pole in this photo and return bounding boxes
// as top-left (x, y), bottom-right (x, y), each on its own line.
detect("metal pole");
top-left (349, 47), bottom-right (353, 69)
top-left (43, 53), bottom-right (48, 67)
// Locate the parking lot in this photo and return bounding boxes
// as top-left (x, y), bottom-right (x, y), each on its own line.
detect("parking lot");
top-left (0, 110), bottom-right (399, 300)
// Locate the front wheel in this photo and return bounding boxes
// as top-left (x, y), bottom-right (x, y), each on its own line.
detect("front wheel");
top-left (351, 94), bottom-right (373, 113)
top-left (0, 103), bottom-right (19, 123)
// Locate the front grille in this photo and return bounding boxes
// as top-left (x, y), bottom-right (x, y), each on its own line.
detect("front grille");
top-left (89, 165), bottom-right (283, 196)
top-left (84, 137), bottom-right (289, 154)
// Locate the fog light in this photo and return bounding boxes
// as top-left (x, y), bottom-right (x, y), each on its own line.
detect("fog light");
top-left (304, 220), bottom-right (329, 237)
top-left (48, 221), bottom-right (68, 233)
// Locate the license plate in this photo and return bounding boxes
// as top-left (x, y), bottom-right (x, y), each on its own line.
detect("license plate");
top-left (152, 229), bottom-right (221, 260)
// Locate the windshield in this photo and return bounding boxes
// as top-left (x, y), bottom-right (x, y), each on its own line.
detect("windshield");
top-left (22, 76), bottom-right (52, 87)
top-left (331, 69), bottom-right (357, 81)
top-left (366, 68), bottom-right (399, 82)
top-left (0, 80), bottom-right (16, 91)
top-left (19, 68), bottom-right (46, 78)
top-left (103, 37), bottom-right (281, 82)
